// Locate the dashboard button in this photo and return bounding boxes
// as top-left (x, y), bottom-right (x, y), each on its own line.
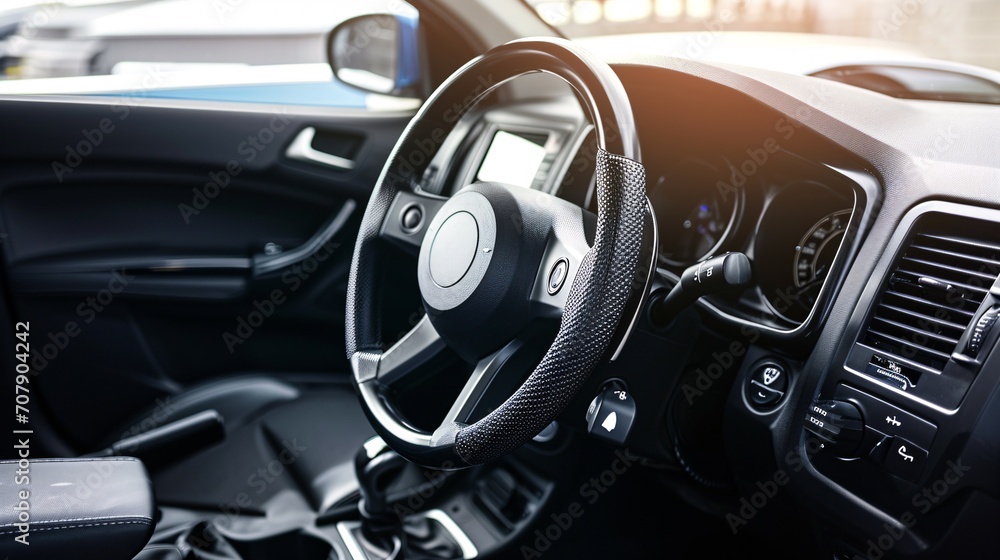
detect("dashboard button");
top-left (966, 305), bottom-right (1000, 357)
top-left (748, 381), bottom-right (783, 407)
top-left (400, 204), bottom-right (424, 232)
top-left (834, 384), bottom-right (936, 449)
top-left (804, 400), bottom-right (865, 458)
top-left (750, 363), bottom-right (788, 393)
top-left (882, 437), bottom-right (928, 482)
top-left (547, 258), bottom-right (569, 295)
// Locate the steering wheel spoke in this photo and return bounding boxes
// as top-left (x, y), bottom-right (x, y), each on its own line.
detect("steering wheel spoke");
top-left (529, 198), bottom-right (594, 319)
top-left (375, 315), bottom-right (448, 387)
top-left (442, 338), bottom-right (530, 427)
top-left (379, 189), bottom-right (447, 256)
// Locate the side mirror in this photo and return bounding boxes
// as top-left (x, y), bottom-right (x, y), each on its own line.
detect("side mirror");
top-left (328, 8), bottom-right (424, 99)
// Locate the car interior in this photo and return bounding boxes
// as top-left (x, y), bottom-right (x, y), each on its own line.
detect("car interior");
top-left (2, 0), bottom-right (1000, 559)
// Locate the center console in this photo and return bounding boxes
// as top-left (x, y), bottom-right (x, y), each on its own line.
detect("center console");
top-left (141, 437), bottom-right (560, 560)
top-left (802, 201), bottom-right (1000, 557)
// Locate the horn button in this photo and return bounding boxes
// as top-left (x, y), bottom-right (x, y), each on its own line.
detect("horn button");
top-left (428, 211), bottom-right (479, 288)
top-left (417, 184), bottom-right (550, 360)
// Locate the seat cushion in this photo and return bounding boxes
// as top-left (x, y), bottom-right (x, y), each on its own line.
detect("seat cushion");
top-left (133, 544), bottom-right (185, 560)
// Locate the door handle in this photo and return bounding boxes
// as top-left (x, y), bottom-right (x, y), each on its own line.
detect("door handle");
top-left (285, 127), bottom-right (356, 170)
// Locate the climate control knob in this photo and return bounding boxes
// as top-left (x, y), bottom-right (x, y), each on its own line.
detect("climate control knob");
top-left (803, 400), bottom-right (864, 458)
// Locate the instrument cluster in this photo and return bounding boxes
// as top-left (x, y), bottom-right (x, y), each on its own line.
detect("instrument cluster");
top-left (648, 153), bottom-right (857, 330)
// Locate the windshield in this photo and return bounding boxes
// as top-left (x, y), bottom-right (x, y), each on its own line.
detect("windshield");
top-left (525, 0), bottom-right (999, 72)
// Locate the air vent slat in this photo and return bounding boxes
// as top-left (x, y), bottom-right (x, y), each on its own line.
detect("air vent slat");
top-left (891, 269), bottom-right (989, 297)
top-left (866, 329), bottom-right (953, 361)
top-left (877, 303), bottom-right (967, 331)
top-left (899, 256), bottom-right (997, 282)
top-left (881, 291), bottom-right (976, 318)
top-left (869, 316), bottom-right (960, 347)
top-left (918, 233), bottom-right (1000, 256)
top-left (908, 244), bottom-right (1000, 272)
top-left (863, 226), bottom-right (1000, 375)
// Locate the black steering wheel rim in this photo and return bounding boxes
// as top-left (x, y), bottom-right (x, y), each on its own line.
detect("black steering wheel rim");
top-left (346, 36), bottom-right (648, 469)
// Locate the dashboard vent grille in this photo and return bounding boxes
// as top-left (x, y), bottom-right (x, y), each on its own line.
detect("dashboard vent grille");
top-left (863, 230), bottom-right (1000, 372)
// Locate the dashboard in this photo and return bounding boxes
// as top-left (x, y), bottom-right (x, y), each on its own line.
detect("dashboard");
top-left (412, 56), bottom-right (1000, 558)
top-left (428, 73), bottom-right (874, 342)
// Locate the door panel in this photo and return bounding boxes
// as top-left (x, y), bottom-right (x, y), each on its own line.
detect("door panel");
top-left (0, 97), bottom-right (411, 450)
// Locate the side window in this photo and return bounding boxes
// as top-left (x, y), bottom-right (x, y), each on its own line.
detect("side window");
top-left (0, 0), bottom-right (423, 110)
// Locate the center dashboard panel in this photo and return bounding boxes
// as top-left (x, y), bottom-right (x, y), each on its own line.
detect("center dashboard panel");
top-left (415, 69), bottom-right (1000, 557)
top-left (801, 201), bottom-right (1000, 557)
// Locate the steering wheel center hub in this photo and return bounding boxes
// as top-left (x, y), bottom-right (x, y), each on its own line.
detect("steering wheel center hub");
top-left (428, 211), bottom-right (480, 288)
top-left (417, 184), bottom-right (550, 360)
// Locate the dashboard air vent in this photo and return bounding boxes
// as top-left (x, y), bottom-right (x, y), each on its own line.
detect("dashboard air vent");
top-left (862, 230), bottom-right (1000, 373)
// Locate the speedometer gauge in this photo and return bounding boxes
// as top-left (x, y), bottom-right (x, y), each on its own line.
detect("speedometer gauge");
top-left (755, 180), bottom-right (855, 325)
top-left (794, 209), bottom-right (852, 291)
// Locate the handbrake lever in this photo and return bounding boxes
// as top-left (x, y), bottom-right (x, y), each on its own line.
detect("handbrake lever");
top-left (86, 409), bottom-right (225, 471)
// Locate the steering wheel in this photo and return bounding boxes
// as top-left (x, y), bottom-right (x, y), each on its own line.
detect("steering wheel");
top-left (346, 37), bottom-right (649, 470)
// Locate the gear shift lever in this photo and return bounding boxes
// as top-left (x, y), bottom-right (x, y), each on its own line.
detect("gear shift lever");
top-left (351, 437), bottom-right (467, 560)
top-left (355, 437), bottom-right (408, 552)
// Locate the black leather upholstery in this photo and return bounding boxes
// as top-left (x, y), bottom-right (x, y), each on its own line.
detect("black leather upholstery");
top-left (102, 375), bottom-right (300, 447)
top-left (0, 457), bottom-right (154, 560)
top-left (110, 376), bottom-right (373, 517)
top-left (133, 544), bottom-right (185, 560)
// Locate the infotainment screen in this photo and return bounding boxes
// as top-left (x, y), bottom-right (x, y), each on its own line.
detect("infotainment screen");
top-left (475, 130), bottom-right (549, 189)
